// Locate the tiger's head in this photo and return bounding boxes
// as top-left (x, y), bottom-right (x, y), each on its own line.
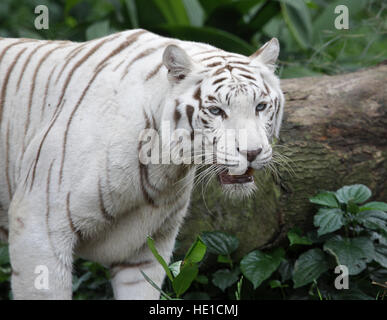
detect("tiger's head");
top-left (161, 39), bottom-right (284, 198)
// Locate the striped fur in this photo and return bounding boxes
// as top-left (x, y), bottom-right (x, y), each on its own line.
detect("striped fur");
top-left (0, 30), bottom-right (284, 299)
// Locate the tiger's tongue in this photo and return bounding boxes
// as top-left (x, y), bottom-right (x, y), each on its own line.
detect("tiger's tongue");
top-left (219, 167), bottom-right (254, 184)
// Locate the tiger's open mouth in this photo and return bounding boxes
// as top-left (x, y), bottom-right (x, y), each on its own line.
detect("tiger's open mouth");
top-left (218, 167), bottom-right (255, 185)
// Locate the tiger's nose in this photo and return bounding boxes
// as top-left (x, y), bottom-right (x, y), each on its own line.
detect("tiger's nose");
top-left (238, 148), bottom-right (263, 162)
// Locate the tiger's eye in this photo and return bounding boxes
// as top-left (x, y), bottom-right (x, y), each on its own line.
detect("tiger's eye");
top-left (209, 107), bottom-right (222, 116)
top-left (256, 103), bottom-right (267, 113)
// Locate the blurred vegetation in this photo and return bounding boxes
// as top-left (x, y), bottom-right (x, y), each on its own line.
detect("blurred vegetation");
top-left (0, 0), bottom-right (386, 300)
top-left (0, 0), bottom-right (386, 78)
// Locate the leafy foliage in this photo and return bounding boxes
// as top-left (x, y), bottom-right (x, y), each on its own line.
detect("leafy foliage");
top-left (314, 208), bottom-right (345, 236)
top-left (0, 0), bottom-right (385, 78)
top-left (240, 248), bottom-right (284, 289)
top-left (287, 227), bottom-right (313, 246)
top-left (143, 236), bottom-right (207, 299)
top-left (144, 184), bottom-right (386, 300)
top-left (201, 231), bottom-right (239, 256)
top-left (323, 236), bottom-right (374, 275)
top-left (292, 248), bottom-right (329, 288)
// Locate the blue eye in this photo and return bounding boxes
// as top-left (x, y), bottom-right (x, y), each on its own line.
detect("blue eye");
top-left (209, 106), bottom-right (223, 116)
top-left (256, 103), bottom-right (267, 113)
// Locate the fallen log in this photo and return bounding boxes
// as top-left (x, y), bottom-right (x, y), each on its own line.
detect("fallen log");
top-left (177, 63), bottom-right (387, 258)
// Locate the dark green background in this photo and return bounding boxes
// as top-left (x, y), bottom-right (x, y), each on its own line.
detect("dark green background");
top-left (0, 0), bottom-right (385, 78)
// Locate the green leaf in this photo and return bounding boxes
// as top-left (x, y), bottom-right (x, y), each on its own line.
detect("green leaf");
top-left (124, 0), bottom-right (139, 28)
top-left (305, 0), bottom-right (318, 9)
top-left (217, 254), bottom-right (233, 264)
top-left (356, 210), bottom-right (387, 231)
top-left (147, 236), bottom-right (174, 281)
top-left (292, 248), bottom-right (329, 288)
top-left (323, 236), bottom-right (375, 275)
top-left (195, 274), bottom-right (208, 285)
top-left (360, 201), bottom-right (387, 212)
top-left (198, 0), bottom-right (233, 16)
top-left (72, 272), bottom-right (92, 292)
top-left (335, 184), bottom-right (372, 204)
top-left (306, 230), bottom-right (336, 244)
top-left (135, 0), bottom-right (165, 26)
top-left (201, 231), bottom-right (239, 256)
top-left (65, 16), bottom-right (77, 28)
top-left (169, 261), bottom-right (182, 278)
top-left (64, 0), bottom-right (81, 15)
top-left (0, 266), bottom-right (11, 283)
top-left (203, 0), bottom-right (268, 39)
top-left (0, 244), bottom-right (10, 265)
top-left (278, 260), bottom-right (293, 282)
top-left (141, 270), bottom-right (173, 300)
top-left (347, 200), bottom-right (359, 214)
top-left (269, 279), bottom-right (281, 289)
top-left (172, 264), bottom-right (198, 297)
top-left (156, 25), bottom-right (255, 56)
top-left (373, 243), bottom-right (387, 268)
top-left (313, 208), bottom-right (344, 236)
top-left (85, 20), bottom-right (110, 40)
top-left (182, 0), bottom-right (205, 27)
top-left (212, 268), bottom-right (240, 292)
top-left (184, 236), bottom-right (207, 264)
top-left (246, 0), bottom-right (280, 35)
top-left (279, 0), bottom-right (312, 49)
top-left (287, 227), bottom-right (313, 246)
top-left (152, 0), bottom-right (190, 25)
top-left (235, 276), bottom-right (243, 300)
top-left (240, 248), bottom-right (284, 289)
top-left (309, 192), bottom-right (339, 208)
top-left (269, 279), bottom-right (288, 289)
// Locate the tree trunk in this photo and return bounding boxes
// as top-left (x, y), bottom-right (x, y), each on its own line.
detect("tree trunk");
top-left (177, 63), bottom-right (387, 258)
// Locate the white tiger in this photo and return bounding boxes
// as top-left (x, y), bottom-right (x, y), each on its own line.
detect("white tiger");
top-left (0, 29), bottom-right (284, 300)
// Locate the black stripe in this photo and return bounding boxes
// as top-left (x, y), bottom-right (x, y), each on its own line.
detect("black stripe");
top-left (5, 123), bottom-right (12, 198)
top-left (16, 42), bottom-right (49, 92)
top-left (212, 77), bottom-right (227, 85)
top-left (0, 47), bottom-right (28, 132)
top-left (186, 105), bottom-right (195, 140)
top-left (59, 63), bottom-right (110, 185)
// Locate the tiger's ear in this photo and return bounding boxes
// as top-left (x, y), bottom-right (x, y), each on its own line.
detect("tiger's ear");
top-left (163, 45), bottom-right (192, 83)
top-left (249, 38), bottom-right (279, 71)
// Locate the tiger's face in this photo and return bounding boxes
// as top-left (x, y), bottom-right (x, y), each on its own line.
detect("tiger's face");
top-left (162, 39), bottom-right (284, 197)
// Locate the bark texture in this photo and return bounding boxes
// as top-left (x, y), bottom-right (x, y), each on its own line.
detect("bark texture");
top-left (177, 64), bottom-right (387, 258)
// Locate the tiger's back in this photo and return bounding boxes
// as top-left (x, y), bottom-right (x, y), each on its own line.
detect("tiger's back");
top-left (0, 30), bottom-right (207, 241)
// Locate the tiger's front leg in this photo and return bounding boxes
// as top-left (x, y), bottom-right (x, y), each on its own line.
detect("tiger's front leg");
top-left (110, 216), bottom-right (181, 300)
top-left (8, 191), bottom-right (76, 300)
top-left (110, 259), bottom-right (164, 300)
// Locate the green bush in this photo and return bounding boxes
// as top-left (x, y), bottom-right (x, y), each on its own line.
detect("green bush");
top-left (0, 0), bottom-right (385, 78)
top-left (144, 184), bottom-right (386, 300)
